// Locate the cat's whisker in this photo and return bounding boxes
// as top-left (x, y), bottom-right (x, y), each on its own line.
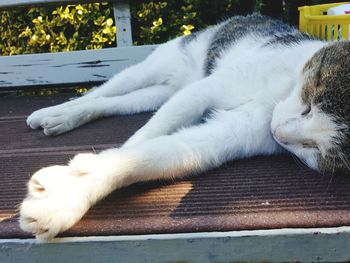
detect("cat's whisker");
top-left (91, 146), bottom-right (97, 154)
top-left (342, 154), bottom-right (350, 170)
top-left (338, 151), bottom-right (350, 171)
top-left (291, 154), bottom-right (308, 170)
top-left (326, 156), bottom-right (336, 192)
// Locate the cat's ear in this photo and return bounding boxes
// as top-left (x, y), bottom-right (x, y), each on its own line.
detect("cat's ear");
top-left (303, 49), bottom-right (322, 73)
top-left (300, 48), bottom-right (332, 106)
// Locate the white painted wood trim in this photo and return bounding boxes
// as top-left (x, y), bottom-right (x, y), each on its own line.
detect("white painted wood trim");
top-left (1, 227), bottom-right (350, 262)
top-left (0, 45), bottom-right (157, 90)
top-left (114, 0), bottom-right (133, 47)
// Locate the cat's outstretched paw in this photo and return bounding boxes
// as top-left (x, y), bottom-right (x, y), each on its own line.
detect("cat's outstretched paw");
top-left (27, 108), bottom-right (80, 136)
top-left (40, 115), bottom-right (75, 136)
top-left (19, 161), bottom-right (95, 240)
top-left (26, 107), bottom-right (58, 130)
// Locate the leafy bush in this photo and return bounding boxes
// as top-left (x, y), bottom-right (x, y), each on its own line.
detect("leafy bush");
top-left (0, 3), bottom-right (116, 55)
top-left (130, 0), bottom-right (238, 44)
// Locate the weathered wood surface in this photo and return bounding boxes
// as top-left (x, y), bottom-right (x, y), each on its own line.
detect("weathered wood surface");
top-left (0, 45), bottom-right (156, 89)
top-left (1, 228), bottom-right (350, 263)
top-left (0, 0), bottom-right (120, 8)
top-left (1, 95), bottom-right (350, 261)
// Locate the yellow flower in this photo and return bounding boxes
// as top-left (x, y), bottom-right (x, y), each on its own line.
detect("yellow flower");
top-left (181, 24), bottom-right (195, 35)
top-left (152, 17), bottom-right (163, 27)
top-left (103, 27), bottom-right (111, 34)
top-left (19, 27), bottom-right (32, 38)
top-left (106, 18), bottom-right (113, 26)
top-left (32, 16), bottom-right (43, 24)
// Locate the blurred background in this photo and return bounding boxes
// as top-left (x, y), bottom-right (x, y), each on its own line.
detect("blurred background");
top-left (0, 0), bottom-right (345, 56)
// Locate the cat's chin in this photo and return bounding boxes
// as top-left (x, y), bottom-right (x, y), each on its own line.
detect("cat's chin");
top-left (273, 138), bottom-right (319, 171)
top-left (300, 154), bottom-right (319, 171)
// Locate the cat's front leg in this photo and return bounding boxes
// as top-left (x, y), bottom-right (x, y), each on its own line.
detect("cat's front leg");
top-left (27, 85), bottom-right (176, 136)
top-left (20, 102), bottom-right (280, 240)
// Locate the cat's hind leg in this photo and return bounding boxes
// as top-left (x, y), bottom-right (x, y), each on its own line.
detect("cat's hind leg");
top-left (27, 39), bottom-right (190, 131)
top-left (123, 71), bottom-right (247, 147)
top-left (38, 85), bottom-right (176, 136)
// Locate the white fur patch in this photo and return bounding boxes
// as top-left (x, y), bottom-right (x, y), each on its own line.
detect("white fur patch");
top-left (271, 83), bottom-right (341, 171)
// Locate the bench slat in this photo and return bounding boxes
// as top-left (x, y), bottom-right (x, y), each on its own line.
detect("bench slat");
top-left (0, 45), bottom-right (156, 90)
top-left (114, 1), bottom-right (133, 47)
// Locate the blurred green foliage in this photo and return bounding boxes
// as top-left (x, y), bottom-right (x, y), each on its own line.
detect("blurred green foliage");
top-left (0, 0), bottom-right (345, 56)
top-left (130, 0), bottom-right (238, 44)
top-left (0, 2), bottom-right (117, 55)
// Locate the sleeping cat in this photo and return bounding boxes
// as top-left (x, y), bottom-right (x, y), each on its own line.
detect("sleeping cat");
top-left (20, 14), bottom-right (350, 240)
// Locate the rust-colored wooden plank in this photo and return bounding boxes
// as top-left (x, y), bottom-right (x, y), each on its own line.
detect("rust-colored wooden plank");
top-left (1, 96), bottom-right (350, 239)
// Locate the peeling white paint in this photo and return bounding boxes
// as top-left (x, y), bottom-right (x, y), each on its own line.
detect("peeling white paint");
top-left (1, 227), bottom-right (350, 263)
top-left (0, 46), bottom-right (157, 89)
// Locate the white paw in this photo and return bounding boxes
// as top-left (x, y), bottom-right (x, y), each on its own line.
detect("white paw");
top-left (19, 151), bottom-right (125, 240)
top-left (27, 110), bottom-right (78, 136)
top-left (27, 106), bottom-right (91, 136)
top-left (26, 107), bottom-right (59, 130)
top-left (41, 115), bottom-right (73, 136)
top-left (19, 160), bottom-right (96, 241)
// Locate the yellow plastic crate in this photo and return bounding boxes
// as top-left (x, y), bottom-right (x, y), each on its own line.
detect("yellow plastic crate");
top-left (299, 2), bottom-right (350, 40)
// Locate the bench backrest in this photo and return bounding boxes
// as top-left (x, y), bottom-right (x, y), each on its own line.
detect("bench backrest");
top-left (0, 0), bottom-right (156, 90)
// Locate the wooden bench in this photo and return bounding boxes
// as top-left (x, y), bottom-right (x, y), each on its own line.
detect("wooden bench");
top-left (1, 1), bottom-right (350, 262)
top-left (0, 0), bottom-right (156, 89)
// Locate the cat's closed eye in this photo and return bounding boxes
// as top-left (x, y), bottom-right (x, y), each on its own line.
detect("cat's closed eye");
top-left (302, 140), bottom-right (318, 149)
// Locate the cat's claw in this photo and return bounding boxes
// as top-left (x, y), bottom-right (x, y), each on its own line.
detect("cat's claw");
top-left (19, 161), bottom-right (95, 241)
top-left (27, 107), bottom-right (59, 130)
top-left (41, 116), bottom-right (72, 136)
top-left (26, 111), bottom-right (44, 129)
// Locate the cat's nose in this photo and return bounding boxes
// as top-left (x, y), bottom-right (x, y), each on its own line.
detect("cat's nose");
top-left (273, 125), bottom-right (302, 146)
top-left (273, 127), bottom-right (291, 145)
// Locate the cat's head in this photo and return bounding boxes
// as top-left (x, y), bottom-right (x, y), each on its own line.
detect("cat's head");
top-left (271, 41), bottom-right (350, 174)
